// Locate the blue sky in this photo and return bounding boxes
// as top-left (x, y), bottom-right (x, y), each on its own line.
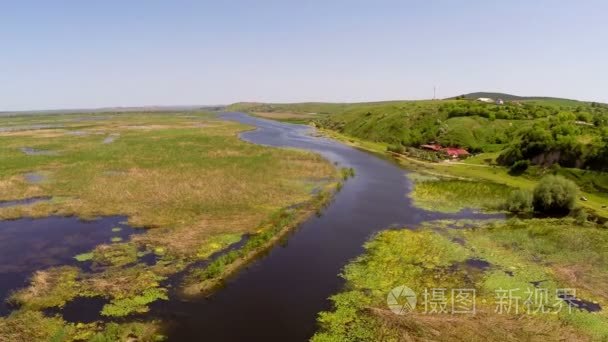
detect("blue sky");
top-left (1, 1), bottom-right (607, 110)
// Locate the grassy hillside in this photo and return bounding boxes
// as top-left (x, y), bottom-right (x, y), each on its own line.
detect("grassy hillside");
top-left (309, 99), bottom-right (559, 152)
top-left (229, 98), bottom-right (608, 217)
top-left (229, 98), bottom-right (608, 170)
top-left (232, 98), bottom-right (608, 170)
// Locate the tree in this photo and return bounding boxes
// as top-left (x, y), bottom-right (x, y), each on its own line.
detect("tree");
top-left (532, 175), bottom-right (578, 214)
top-left (509, 160), bottom-right (530, 175)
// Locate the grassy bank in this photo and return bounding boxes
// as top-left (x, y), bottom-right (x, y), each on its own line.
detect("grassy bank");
top-left (318, 127), bottom-right (608, 218)
top-left (182, 182), bottom-right (338, 296)
top-left (313, 218), bottom-right (608, 341)
top-left (0, 111), bottom-right (338, 341)
top-left (407, 173), bottom-right (512, 213)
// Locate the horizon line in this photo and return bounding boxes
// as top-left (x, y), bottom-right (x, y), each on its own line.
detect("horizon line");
top-left (1, 92), bottom-right (603, 114)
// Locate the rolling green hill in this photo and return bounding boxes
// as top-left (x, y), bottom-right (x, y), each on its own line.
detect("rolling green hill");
top-left (229, 96), bottom-right (608, 171)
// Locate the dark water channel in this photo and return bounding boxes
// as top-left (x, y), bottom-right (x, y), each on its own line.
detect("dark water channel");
top-left (0, 216), bottom-right (139, 316)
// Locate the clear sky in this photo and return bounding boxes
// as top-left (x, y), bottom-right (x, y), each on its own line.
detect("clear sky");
top-left (1, 1), bottom-right (607, 111)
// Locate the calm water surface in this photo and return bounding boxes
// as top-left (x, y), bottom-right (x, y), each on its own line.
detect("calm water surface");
top-left (0, 216), bottom-right (139, 316)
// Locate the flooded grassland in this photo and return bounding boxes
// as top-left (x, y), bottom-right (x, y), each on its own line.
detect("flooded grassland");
top-left (0, 112), bottom-right (338, 341)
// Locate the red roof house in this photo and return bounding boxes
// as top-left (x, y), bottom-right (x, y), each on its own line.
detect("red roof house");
top-left (419, 143), bottom-right (470, 159)
top-left (444, 147), bottom-right (470, 158)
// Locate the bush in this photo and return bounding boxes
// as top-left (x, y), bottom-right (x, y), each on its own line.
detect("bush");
top-left (509, 160), bottom-right (530, 175)
top-left (570, 207), bottom-right (588, 225)
top-left (387, 144), bottom-right (405, 154)
top-left (532, 175), bottom-right (579, 214)
top-left (505, 189), bottom-right (533, 213)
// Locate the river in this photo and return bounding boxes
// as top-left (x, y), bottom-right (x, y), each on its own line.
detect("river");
top-left (154, 112), bottom-right (502, 341)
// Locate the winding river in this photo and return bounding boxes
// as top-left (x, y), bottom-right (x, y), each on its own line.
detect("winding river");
top-left (154, 112), bottom-right (502, 341)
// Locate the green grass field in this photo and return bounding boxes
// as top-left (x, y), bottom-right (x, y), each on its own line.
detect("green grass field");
top-left (408, 174), bottom-right (513, 213)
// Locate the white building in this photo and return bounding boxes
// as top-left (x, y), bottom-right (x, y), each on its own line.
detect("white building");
top-left (476, 97), bottom-right (494, 103)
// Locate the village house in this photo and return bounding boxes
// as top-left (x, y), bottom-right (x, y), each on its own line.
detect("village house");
top-left (443, 147), bottom-right (470, 158)
top-left (420, 144), bottom-right (470, 159)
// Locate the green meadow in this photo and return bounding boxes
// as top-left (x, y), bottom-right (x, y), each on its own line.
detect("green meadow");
top-left (407, 173), bottom-right (512, 213)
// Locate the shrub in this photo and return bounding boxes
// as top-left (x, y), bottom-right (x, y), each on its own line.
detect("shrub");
top-left (386, 144), bottom-right (405, 154)
top-left (505, 189), bottom-right (533, 213)
top-left (509, 160), bottom-right (530, 175)
top-left (340, 167), bottom-right (355, 180)
top-left (532, 175), bottom-right (579, 214)
top-left (570, 207), bottom-right (588, 225)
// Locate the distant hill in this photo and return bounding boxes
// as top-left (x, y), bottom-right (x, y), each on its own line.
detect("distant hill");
top-left (450, 92), bottom-right (587, 106)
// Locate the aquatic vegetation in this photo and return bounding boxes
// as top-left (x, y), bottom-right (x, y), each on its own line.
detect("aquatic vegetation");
top-left (408, 175), bottom-right (512, 212)
top-left (313, 218), bottom-right (608, 341)
top-left (91, 243), bottom-right (138, 267)
top-left (0, 310), bottom-right (163, 342)
top-left (110, 237), bottom-right (123, 243)
top-left (83, 266), bottom-right (166, 300)
top-left (0, 310), bottom-right (72, 342)
top-left (111, 227), bottom-right (122, 232)
top-left (9, 266), bottom-right (80, 310)
top-left (9, 262), bottom-right (169, 319)
top-left (100, 288), bottom-right (168, 317)
top-left (74, 252), bottom-right (94, 262)
top-left (343, 230), bottom-right (470, 294)
top-left (340, 167), bottom-right (355, 180)
top-left (86, 321), bottom-right (164, 342)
